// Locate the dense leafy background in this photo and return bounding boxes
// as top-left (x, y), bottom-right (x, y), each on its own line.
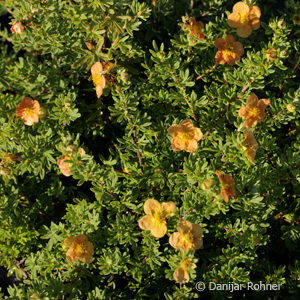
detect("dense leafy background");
top-left (0, 0), bottom-right (299, 299)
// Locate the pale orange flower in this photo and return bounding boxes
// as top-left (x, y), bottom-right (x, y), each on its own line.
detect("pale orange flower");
top-left (266, 48), bottom-right (277, 61)
top-left (11, 22), bottom-right (24, 34)
top-left (173, 258), bottom-right (196, 284)
top-left (183, 17), bottom-right (205, 40)
top-left (293, 15), bottom-right (300, 25)
top-left (238, 94), bottom-right (270, 128)
top-left (138, 199), bottom-right (176, 238)
top-left (57, 156), bottom-right (72, 177)
top-left (63, 234), bottom-right (94, 263)
top-left (169, 220), bottom-right (203, 251)
top-left (57, 147), bottom-right (85, 176)
top-left (216, 170), bottom-right (237, 203)
top-left (16, 97), bottom-right (40, 126)
top-left (228, 2), bottom-right (261, 38)
top-left (168, 120), bottom-right (203, 152)
top-left (91, 62), bottom-right (106, 98)
top-left (243, 128), bottom-right (259, 165)
top-left (214, 34), bottom-right (244, 66)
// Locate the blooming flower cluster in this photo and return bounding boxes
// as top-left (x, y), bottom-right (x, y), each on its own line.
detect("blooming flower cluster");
top-left (138, 199), bottom-right (203, 283)
top-left (212, 2), bottom-right (262, 66)
top-left (228, 2), bottom-right (261, 38)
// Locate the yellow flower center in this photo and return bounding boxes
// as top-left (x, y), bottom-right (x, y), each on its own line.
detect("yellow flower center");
top-left (240, 13), bottom-right (249, 24)
top-left (179, 131), bottom-right (192, 142)
top-left (183, 231), bottom-right (194, 245)
top-left (25, 107), bottom-right (34, 117)
top-left (75, 243), bottom-right (87, 255)
top-left (153, 209), bottom-right (165, 223)
top-left (249, 107), bottom-right (259, 117)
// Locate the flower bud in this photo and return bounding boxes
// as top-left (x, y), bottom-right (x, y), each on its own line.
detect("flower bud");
top-left (11, 22), bottom-right (24, 34)
top-left (293, 15), bottom-right (300, 25)
top-left (286, 104), bottom-right (295, 113)
top-left (0, 166), bottom-right (9, 176)
top-left (201, 179), bottom-right (212, 190)
top-left (38, 106), bottom-right (47, 119)
top-left (266, 48), bottom-right (277, 61)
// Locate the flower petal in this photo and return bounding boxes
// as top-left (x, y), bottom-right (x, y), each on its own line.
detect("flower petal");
top-left (177, 220), bottom-right (193, 234)
top-left (143, 199), bottom-right (161, 215)
top-left (214, 38), bottom-right (226, 49)
top-left (234, 42), bottom-right (244, 56)
top-left (168, 124), bottom-right (181, 137)
top-left (237, 24), bottom-right (252, 38)
top-left (250, 18), bottom-right (260, 30)
top-left (193, 128), bottom-right (203, 141)
top-left (169, 232), bottom-right (181, 249)
top-left (233, 2), bottom-right (250, 15)
top-left (138, 215), bottom-right (154, 231)
top-left (191, 224), bottom-right (203, 238)
top-left (174, 267), bottom-right (189, 283)
top-left (64, 236), bottom-right (75, 248)
top-left (215, 51), bottom-right (226, 65)
top-left (225, 34), bottom-right (235, 44)
top-left (91, 62), bottom-right (103, 76)
top-left (185, 139), bottom-right (198, 152)
top-left (161, 201), bottom-right (176, 218)
top-left (228, 12), bottom-right (241, 28)
top-left (75, 234), bottom-right (88, 243)
top-left (249, 6), bottom-right (261, 19)
top-left (246, 94), bottom-right (259, 107)
top-left (151, 221), bottom-right (167, 238)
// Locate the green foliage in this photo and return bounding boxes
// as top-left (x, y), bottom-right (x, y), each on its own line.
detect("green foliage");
top-left (0, 0), bottom-right (299, 299)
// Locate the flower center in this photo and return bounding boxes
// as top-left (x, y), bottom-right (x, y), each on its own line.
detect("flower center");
top-left (183, 232), bottom-right (194, 244)
top-left (25, 107), bottom-right (33, 117)
top-left (250, 107), bottom-right (259, 117)
top-left (75, 243), bottom-right (87, 255)
top-left (240, 13), bottom-right (249, 24)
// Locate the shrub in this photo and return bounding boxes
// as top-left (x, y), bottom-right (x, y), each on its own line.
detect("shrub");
top-left (0, 0), bottom-right (299, 299)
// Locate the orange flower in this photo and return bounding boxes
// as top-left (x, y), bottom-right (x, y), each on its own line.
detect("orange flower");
top-left (91, 62), bottom-right (106, 98)
top-left (138, 199), bottom-right (176, 238)
top-left (214, 34), bottom-right (244, 66)
top-left (266, 48), bottom-right (277, 61)
top-left (228, 2), bottom-right (261, 38)
top-left (173, 258), bottom-right (196, 284)
top-left (57, 147), bottom-right (85, 176)
top-left (238, 94), bottom-right (270, 128)
top-left (16, 97), bottom-right (40, 126)
top-left (169, 220), bottom-right (203, 251)
top-left (11, 22), bottom-right (24, 34)
top-left (216, 170), bottom-right (237, 203)
top-left (243, 128), bottom-right (259, 165)
top-left (168, 120), bottom-right (203, 152)
top-left (183, 18), bottom-right (205, 40)
top-left (63, 234), bottom-right (94, 263)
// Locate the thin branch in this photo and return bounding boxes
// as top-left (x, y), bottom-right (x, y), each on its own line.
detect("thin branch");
top-left (13, 258), bottom-right (29, 280)
top-left (194, 65), bottom-right (217, 81)
top-left (126, 116), bottom-right (144, 175)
